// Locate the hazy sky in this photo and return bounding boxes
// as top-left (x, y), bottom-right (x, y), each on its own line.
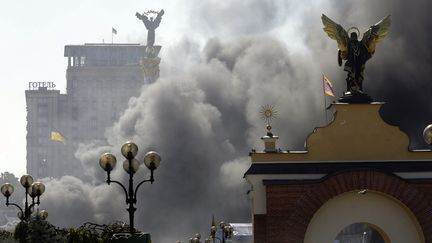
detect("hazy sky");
top-left (0, 0), bottom-right (191, 176)
top-left (1, 0), bottom-right (431, 176)
top-left (2, 1), bottom-right (432, 242)
top-left (0, 0), bottom-right (315, 176)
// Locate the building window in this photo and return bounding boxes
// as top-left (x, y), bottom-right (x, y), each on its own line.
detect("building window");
top-left (334, 223), bottom-right (386, 243)
top-left (80, 56), bottom-right (86, 66)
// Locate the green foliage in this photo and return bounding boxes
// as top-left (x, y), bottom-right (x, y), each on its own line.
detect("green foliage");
top-left (14, 217), bottom-right (66, 243)
top-left (0, 172), bottom-right (18, 183)
top-left (27, 217), bottom-right (65, 243)
top-left (10, 219), bottom-right (134, 243)
top-left (0, 230), bottom-right (15, 243)
top-left (65, 227), bottom-right (104, 243)
top-left (14, 221), bottom-right (28, 243)
top-left (100, 221), bottom-right (131, 240)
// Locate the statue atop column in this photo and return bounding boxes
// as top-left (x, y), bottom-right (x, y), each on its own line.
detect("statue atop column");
top-left (136, 9), bottom-right (164, 48)
top-left (321, 14), bottom-right (391, 103)
top-left (136, 9), bottom-right (164, 83)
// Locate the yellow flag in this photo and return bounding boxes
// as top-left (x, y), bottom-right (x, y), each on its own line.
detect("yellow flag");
top-left (51, 131), bottom-right (66, 144)
top-left (323, 75), bottom-right (336, 97)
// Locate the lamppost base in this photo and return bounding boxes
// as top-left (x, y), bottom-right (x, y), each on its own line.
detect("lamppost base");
top-left (111, 232), bottom-right (151, 243)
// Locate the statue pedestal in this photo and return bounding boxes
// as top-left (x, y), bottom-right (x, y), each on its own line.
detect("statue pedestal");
top-left (338, 92), bottom-right (373, 104)
top-left (141, 57), bottom-right (161, 83)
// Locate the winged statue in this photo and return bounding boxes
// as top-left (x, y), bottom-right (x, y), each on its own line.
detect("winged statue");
top-left (136, 9), bottom-right (165, 48)
top-left (321, 14), bottom-right (391, 95)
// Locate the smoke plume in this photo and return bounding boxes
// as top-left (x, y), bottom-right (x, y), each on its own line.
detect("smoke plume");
top-left (38, 0), bottom-right (432, 242)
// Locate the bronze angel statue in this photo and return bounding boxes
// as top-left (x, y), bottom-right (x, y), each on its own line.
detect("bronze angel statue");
top-left (321, 14), bottom-right (391, 95)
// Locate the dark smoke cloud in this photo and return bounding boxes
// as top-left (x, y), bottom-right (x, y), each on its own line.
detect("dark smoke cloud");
top-left (366, 0), bottom-right (432, 148)
top-left (38, 0), bottom-right (432, 242)
top-left (41, 36), bottom-right (322, 242)
top-left (295, 0), bottom-right (432, 148)
top-left (188, 0), bottom-right (289, 38)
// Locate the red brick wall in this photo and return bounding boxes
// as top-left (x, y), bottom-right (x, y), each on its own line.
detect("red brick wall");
top-left (254, 170), bottom-right (432, 243)
top-left (253, 214), bottom-right (266, 243)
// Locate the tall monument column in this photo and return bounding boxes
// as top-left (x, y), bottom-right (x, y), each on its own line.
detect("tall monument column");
top-left (141, 50), bottom-right (161, 83)
top-left (136, 9), bottom-right (164, 83)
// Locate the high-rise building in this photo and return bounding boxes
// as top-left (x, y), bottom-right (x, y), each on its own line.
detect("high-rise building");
top-left (25, 43), bottom-right (161, 179)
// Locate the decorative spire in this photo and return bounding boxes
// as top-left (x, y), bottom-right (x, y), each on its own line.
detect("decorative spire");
top-left (260, 104), bottom-right (279, 152)
top-left (260, 104), bottom-right (278, 137)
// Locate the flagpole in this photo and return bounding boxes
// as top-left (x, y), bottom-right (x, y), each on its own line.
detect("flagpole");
top-left (322, 74), bottom-right (328, 124)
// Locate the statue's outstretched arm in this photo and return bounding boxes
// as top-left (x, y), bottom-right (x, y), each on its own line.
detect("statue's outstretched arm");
top-left (136, 13), bottom-right (150, 27)
top-left (135, 12), bottom-right (143, 20)
top-left (153, 9), bottom-right (164, 27)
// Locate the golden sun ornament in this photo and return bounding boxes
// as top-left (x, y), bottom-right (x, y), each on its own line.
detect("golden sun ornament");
top-left (260, 104), bottom-right (278, 125)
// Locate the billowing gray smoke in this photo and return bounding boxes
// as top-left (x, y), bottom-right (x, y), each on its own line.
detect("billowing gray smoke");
top-left (295, 0), bottom-right (432, 149)
top-left (42, 36), bottom-right (322, 242)
top-left (39, 0), bottom-right (432, 242)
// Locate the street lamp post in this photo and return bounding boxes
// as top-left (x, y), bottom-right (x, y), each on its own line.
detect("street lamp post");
top-left (0, 175), bottom-right (46, 221)
top-left (188, 220), bottom-right (234, 243)
top-left (99, 141), bottom-right (161, 234)
top-left (208, 221), bottom-right (233, 243)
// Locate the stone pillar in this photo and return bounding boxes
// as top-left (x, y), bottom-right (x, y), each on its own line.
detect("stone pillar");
top-left (141, 57), bottom-right (161, 84)
top-left (261, 135), bottom-right (279, 153)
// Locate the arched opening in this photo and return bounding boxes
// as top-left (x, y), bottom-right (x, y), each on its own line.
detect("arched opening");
top-left (334, 222), bottom-right (389, 243)
top-left (304, 190), bottom-right (424, 243)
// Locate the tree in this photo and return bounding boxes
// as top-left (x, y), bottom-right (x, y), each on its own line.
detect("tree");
top-left (0, 230), bottom-right (15, 243)
top-left (11, 218), bottom-right (133, 243)
top-left (14, 216), bottom-right (66, 243)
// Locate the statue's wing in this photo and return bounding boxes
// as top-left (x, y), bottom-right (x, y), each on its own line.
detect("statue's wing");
top-left (362, 15), bottom-right (391, 55)
top-left (321, 14), bottom-right (349, 56)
